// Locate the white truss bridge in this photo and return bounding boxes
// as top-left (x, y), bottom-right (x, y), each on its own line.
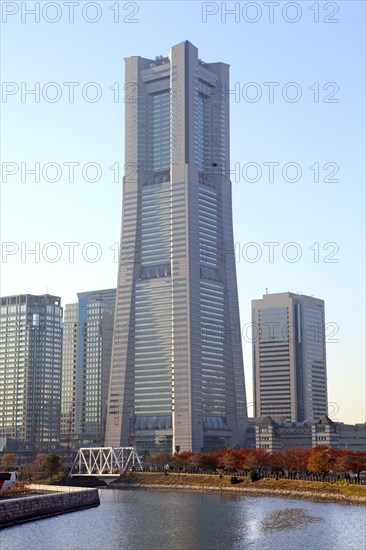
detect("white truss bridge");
top-left (69, 447), bottom-right (143, 477)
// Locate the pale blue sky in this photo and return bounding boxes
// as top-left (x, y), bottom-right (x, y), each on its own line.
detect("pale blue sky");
top-left (1, 1), bottom-right (365, 423)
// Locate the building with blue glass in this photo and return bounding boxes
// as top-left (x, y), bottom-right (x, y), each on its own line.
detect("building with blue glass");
top-left (105, 41), bottom-right (247, 454)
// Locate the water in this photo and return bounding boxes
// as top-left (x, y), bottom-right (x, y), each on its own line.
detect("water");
top-left (1, 489), bottom-right (365, 550)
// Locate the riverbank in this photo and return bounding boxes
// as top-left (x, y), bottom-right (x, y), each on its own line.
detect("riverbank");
top-left (0, 485), bottom-right (100, 528)
top-left (110, 472), bottom-right (366, 506)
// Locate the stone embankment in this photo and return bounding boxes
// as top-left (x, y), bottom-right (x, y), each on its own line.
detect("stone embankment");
top-left (123, 483), bottom-right (366, 505)
top-left (0, 484), bottom-right (100, 528)
top-left (111, 473), bottom-right (366, 506)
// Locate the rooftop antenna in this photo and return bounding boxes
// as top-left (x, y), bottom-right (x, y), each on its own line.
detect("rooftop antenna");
top-left (265, 287), bottom-right (268, 294)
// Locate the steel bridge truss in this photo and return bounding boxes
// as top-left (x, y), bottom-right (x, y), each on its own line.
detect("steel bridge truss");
top-left (69, 447), bottom-right (143, 477)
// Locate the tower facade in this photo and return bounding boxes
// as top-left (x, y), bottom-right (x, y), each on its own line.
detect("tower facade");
top-left (252, 292), bottom-right (328, 422)
top-left (61, 289), bottom-right (115, 449)
top-left (105, 41), bottom-right (247, 454)
top-left (0, 294), bottom-right (62, 451)
top-left (60, 302), bottom-right (78, 448)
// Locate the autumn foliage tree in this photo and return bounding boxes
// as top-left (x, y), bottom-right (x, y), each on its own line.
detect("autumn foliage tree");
top-left (21, 453), bottom-right (47, 481)
top-left (268, 451), bottom-right (285, 475)
top-left (198, 453), bottom-right (220, 470)
top-left (0, 453), bottom-right (17, 470)
top-left (143, 446), bottom-right (364, 481)
top-left (347, 452), bottom-right (366, 480)
top-left (333, 450), bottom-right (352, 476)
top-left (307, 446), bottom-right (332, 477)
top-left (280, 448), bottom-right (309, 474)
top-left (170, 451), bottom-right (193, 469)
top-left (244, 448), bottom-right (269, 475)
top-left (216, 449), bottom-right (247, 471)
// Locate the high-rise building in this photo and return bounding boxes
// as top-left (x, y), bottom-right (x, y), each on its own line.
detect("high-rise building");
top-left (60, 303), bottom-right (78, 449)
top-left (252, 292), bottom-right (328, 422)
top-left (105, 41), bottom-right (247, 454)
top-left (61, 289), bottom-right (116, 450)
top-left (0, 294), bottom-right (63, 451)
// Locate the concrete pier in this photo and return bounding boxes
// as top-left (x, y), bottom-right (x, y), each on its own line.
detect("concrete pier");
top-left (0, 485), bottom-right (100, 528)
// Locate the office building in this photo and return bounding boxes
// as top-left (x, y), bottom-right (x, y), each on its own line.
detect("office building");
top-left (252, 292), bottom-right (327, 422)
top-left (255, 415), bottom-right (366, 452)
top-left (105, 41), bottom-right (247, 454)
top-left (312, 416), bottom-right (366, 451)
top-left (255, 416), bottom-right (313, 452)
top-left (0, 294), bottom-right (62, 451)
top-left (61, 289), bottom-right (115, 450)
top-left (60, 303), bottom-right (78, 449)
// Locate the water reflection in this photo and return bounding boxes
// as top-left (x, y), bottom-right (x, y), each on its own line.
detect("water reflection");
top-left (261, 508), bottom-right (323, 533)
top-left (1, 489), bottom-right (365, 550)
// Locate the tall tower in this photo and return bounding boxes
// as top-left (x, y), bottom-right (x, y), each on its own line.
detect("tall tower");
top-left (105, 41), bottom-right (247, 454)
top-left (61, 289), bottom-right (116, 449)
top-left (0, 294), bottom-right (62, 451)
top-left (252, 292), bottom-right (328, 423)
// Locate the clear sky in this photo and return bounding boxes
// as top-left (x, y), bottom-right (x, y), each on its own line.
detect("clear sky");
top-left (1, 1), bottom-right (365, 424)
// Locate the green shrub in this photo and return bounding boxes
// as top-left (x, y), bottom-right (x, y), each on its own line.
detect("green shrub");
top-left (248, 470), bottom-right (260, 482)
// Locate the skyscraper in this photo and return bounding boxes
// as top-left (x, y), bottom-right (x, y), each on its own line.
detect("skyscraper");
top-left (61, 289), bottom-right (116, 450)
top-left (105, 41), bottom-right (247, 454)
top-left (252, 292), bottom-right (328, 422)
top-left (60, 302), bottom-right (78, 448)
top-left (0, 294), bottom-right (62, 451)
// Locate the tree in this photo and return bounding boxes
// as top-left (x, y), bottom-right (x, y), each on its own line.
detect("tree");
top-left (44, 454), bottom-right (61, 480)
top-left (348, 452), bottom-right (366, 480)
top-left (198, 452), bottom-right (219, 470)
top-left (20, 453), bottom-right (47, 481)
top-left (33, 453), bottom-right (47, 478)
top-left (217, 451), bottom-right (239, 471)
top-left (333, 450), bottom-right (351, 476)
top-left (307, 446), bottom-right (331, 477)
top-left (281, 448), bottom-right (309, 474)
top-left (171, 451), bottom-right (193, 469)
top-left (216, 449), bottom-right (247, 471)
top-left (1, 453), bottom-right (17, 469)
top-left (188, 454), bottom-right (202, 468)
top-left (144, 452), bottom-right (170, 468)
top-left (244, 448), bottom-right (269, 475)
top-left (34, 453), bottom-right (47, 471)
top-left (233, 448), bottom-right (248, 471)
top-left (269, 451), bottom-right (285, 475)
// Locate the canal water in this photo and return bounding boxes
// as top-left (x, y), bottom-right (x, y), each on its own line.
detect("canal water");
top-left (1, 489), bottom-right (365, 550)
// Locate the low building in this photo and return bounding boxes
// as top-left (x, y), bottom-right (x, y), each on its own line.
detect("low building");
top-left (255, 416), bottom-right (312, 452)
top-left (312, 415), bottom-right (366, 451)
top-left (254, 415), bottom-right (366, 452)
